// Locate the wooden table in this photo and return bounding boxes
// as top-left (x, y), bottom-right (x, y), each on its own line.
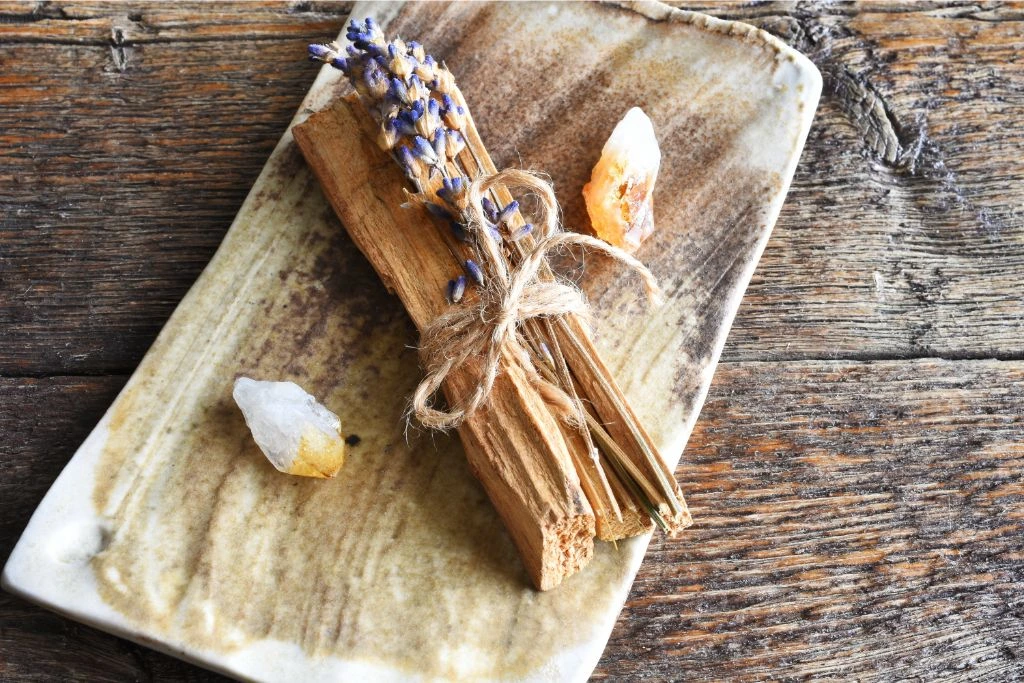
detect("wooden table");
top-left (2, 2), bottom-right (1022, 680)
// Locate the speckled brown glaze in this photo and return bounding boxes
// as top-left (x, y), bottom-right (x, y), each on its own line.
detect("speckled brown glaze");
top-left (3, 2), bottom-right (819, 680)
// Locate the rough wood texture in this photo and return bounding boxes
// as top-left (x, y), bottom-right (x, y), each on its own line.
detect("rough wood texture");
top-left (294, 97), bottom-right (595, 590)
top-left (2, 1), bottom-right (1023, 681)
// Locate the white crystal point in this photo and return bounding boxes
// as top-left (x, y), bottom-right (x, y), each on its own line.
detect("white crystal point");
top-left (582, 106), bottom-right (661, 252)
top-left (232, 377), bottom-right (345, 478)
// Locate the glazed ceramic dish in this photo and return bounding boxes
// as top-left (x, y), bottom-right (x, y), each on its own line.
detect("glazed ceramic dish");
top-left (3, 2), bottom-right (820, 680)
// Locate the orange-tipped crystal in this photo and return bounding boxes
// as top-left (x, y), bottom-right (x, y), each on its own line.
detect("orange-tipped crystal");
top-left (582, 107), bottom-right (661, 253)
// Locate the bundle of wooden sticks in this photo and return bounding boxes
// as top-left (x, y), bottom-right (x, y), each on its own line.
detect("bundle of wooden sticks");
top-left (295, 18), bottom-right (690, 590)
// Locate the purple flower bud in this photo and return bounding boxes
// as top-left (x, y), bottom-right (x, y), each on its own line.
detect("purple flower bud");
top-left (439, 176), bottom-right (467, 204)
top-left (364, 62), bottom-right (388, 99)
top-left (442, 96), bottom-right (466, 130)
top-left (510, 223), bottom-right (534, 241)
top-left (448, 275), bottom-right (467, 304)
top-left (414, 56), bottom-right (436, 82)
top-left (450, 221), bottom-right (469, 242)
top-left (412, 135), bottom-right (439, 165)
top-left (486, 223), bottom-right (503, 241)
top-left (330, 56), bottom-right (348, 72)
top-left (481, 197), bottom-right (499, 223)
top-left (497, 200), bottom-right (519, 226)
top-left (389, 77), bottom-right (410, 104)
top-left (465, 259), bottom-right (484, 286)
top-left (395, 112), bottom-right (418, 137)
top-left (396, 145), bottom-right (420, 182)
top-left (388, 44), bottom-right (413, 80)
top-left (445, 129), bottom-right (465, 158)
top-left (308, 43), bottom-right (333, 61)
top-left (410, 99), bottom-right (425, 116)
top-left (378, 118), bottom-right (399, 150)
top-left (408, 40), bottom-right (426, 63)
top-left (432, 129), bottom-right (447, 159)
top-left (415, 104), bottom-right (436, 138)
top-left (348, 17), bottom-right (384, 52)
top-left (407, 74), bottom-right (428, 102)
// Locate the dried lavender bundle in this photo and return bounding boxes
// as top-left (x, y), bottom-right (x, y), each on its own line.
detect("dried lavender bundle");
top-left (308, 19), bottom-right (689, 542)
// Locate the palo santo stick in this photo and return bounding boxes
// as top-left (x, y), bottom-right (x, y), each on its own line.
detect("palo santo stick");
top-left (558, 318), bottom-right (693, 534)
top-left (303, 20), bottom-right (688, 551)
top-left (294, 96), bottom-right (595, 590)
top-left (450, 90), bottom-right (692, 539)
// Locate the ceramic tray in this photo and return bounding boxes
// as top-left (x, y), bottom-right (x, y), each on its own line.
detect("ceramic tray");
top-left (3, 2), bottom-right (820, 680)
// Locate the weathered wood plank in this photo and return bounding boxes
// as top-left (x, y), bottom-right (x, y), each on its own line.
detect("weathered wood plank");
top-left (0, 1), bottom-right (352, 43)
top-left (708, 2), bottom-right (1024, 362)
top-left (0, 35), bottom-right (340, 374)
top-left (599, 358), bottom-right (1024, 681)
top-left (2, 2), bottom-right (1022, 375)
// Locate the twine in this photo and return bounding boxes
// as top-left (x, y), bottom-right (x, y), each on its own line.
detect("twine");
top-left (411, 169), bottom-right (662, 430)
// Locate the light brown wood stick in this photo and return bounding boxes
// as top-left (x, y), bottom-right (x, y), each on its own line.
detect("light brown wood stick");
top-left (293, 96), bottom-right (595, 590)
top-left (451, 89), bottom-right (692, 539)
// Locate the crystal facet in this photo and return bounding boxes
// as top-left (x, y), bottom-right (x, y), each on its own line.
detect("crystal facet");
top-left (582, 107), bottom-right (661, 253)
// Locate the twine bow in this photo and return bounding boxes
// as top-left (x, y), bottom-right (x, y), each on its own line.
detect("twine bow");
top-left (411, 169), bottom-right (662, 430)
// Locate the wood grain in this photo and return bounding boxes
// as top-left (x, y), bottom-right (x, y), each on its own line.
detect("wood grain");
top-left (294, 97), bottom-right (595, 590)
top-left (695, 1), bottom-right (1024, 363)
top-left (600, 357), bottom-right (1024, 681)
top-left (2, 1), bottom-right (1023, 681)
top-left (0, 2), bottom-right (353, 375)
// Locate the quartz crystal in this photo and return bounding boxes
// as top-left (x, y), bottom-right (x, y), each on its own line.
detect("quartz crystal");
top-left (232, 377), bottom-right (345, 478)
top-left (582, 107), bottom-right (661, 253)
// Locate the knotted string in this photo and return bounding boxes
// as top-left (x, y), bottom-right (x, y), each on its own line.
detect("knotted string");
top-left (411, 169), bottom-right (662, 430)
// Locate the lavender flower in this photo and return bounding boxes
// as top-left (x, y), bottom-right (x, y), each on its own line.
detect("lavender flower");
top-left (389, 76), bottom-right (411, 105)
top-left (445, 129), bottom-right (466, 158)
top-left (362, 63), bottom-right (388, 101)
top-left (510, 223), bottom-right (534, 241)
top-left (407, 75), bottom-right (429, 103)
top-left (387, 42), bottom-right (414, 80)
top-left (480, 197), bottom-right (499, 223)
top-left (408, 40), bottom-right (426, 63)
top-left (378, 117), bottom-right (399, 150)
top-left (415, 55), bottom-right (437, 82)
top-left (496, 200), bottom-right (520, 226)
top-left (432, 129), bottom-right (447, 159)
top-left (395, 145), bottom-right (420, 182)
top-left (450, 220), bottom-right (469, 242)
top-left (308, 18), bottom-right (536, 305)
top-left (464, 259), bottom-right (485, 286)
top-left (448, 275), bottom-right (467, 303)
top-left (437, 176), bottom-right (468, 210)
top-left (441, 94), bottom-right (466, 130)
top-left (308, 43), bottom-right (335, 61)
top-left (412, 135), bottom-right (439, 166)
